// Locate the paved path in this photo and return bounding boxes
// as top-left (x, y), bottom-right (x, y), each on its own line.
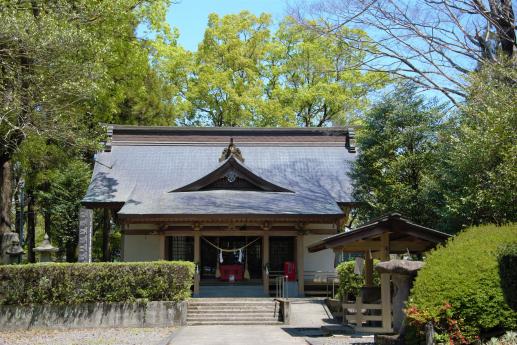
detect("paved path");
top-left (169, 298), bottom-right (335, 345)
top-left (169, 325), bottom-right (307, 345)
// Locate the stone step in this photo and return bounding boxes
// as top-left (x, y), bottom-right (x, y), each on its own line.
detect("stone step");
top-left (188, 306), bottom-right (275, 311)
top-left (187, 315), bottom-right (279, 321)
top-left (187, 298), bottom-right (282, 325)
top-left (188, 301), bottom-right (275, 305)
top-left (187, 320), bottom-right (284, 326)
top-left (188, 309), bottom-right (275, 314)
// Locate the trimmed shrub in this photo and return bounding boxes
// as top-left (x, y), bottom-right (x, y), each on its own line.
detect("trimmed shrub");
top-left (0, 261), bottom-right (195, 305)
top-left (408, 224), bottom-right (517, 342)
top-left (498, 243), bottom-right (517, 311)
top-left (336, 259), bottom-right (380, 300)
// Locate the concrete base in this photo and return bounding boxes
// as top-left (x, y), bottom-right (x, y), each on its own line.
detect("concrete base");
top-left (0, 301), bottom-right (187, 330)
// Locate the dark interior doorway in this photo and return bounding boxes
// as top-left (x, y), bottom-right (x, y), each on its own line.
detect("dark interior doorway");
top-left (200, 236), bottom-right (262, 280)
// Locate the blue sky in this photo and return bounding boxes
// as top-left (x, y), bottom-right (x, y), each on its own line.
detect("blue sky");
top-left (167, 0), bottom-right (289, 51)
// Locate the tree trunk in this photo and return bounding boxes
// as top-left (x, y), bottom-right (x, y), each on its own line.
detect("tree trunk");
top-left (0, 159), bottom-right (13, 236)
top-left (26, 189), bottom-right (36, 263)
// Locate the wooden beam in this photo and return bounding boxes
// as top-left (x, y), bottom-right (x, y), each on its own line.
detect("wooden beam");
top-left (154, 230), bottom-right (300, 237)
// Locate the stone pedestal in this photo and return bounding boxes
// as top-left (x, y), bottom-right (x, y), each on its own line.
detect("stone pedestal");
top-left (376, 259), bottom-right (424, 333)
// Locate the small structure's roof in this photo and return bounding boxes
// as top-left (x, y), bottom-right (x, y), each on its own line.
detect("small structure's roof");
top-left (308, 213), bottom-right (451, 253)
top-left (82, 125), bottom-right (357, 218)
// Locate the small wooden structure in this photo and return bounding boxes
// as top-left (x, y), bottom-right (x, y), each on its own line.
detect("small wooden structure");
top-left (308, 213), bottom-right (450, 333)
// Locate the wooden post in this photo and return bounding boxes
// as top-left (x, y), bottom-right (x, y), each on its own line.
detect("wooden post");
top-left (159, 234), bottom-right (165, 260)
top-left (262, 232), bottom-right (269, 294)
top-left (365, 250), bottom-right (373, 287)
top-left (380, 232), bottom-right (392, 332)
top-left (194, 224), bottom-right (201, 296)
top-left (102, 209), bottom-right (111, 262)
top-left (297, 234), bottom-right (305, 296)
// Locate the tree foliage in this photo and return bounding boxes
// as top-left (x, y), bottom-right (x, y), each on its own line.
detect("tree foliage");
top-left (438, 60), bottom-right (517, 229)
top-left (0, 0), bottom-right (176, 248)
top-left (350, 84), bottom-right (447, 228)
top-left (166, 11), bottom-right (386, 127)
top-left (408, 224), bottom-right (517, 340)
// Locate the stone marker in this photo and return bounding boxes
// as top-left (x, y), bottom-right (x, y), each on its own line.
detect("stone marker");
top-left (78, 207), bottom-right (93, 263)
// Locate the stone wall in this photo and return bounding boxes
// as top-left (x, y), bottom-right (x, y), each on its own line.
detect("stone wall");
top-left (0, 301), bottom-right (187, 330)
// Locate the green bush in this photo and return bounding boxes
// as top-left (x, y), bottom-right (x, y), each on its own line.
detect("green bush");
top-left (336, 259), bottom-right (380, 300)
top-left (0, 261), bottom-right (195, 305)
top-left (498, 243), bottom-right (517, 311)
top-left (408, 224), bottom-right (517, 341)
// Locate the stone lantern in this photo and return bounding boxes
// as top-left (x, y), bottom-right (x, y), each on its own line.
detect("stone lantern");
top-left (33, 233), bottom-right (59, 263)
top-left (375, 259), bottom-right (424, 333)
top-left (5, 235), bottom-right (24, 264)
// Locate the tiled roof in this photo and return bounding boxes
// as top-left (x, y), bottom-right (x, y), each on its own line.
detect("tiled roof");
top-left (83, 126), bottom-right (357, 216)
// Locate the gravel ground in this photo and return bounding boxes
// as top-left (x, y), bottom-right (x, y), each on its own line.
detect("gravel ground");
top-left (0, 327), bottom-right (175, 345)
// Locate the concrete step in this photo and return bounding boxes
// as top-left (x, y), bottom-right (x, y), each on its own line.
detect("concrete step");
top-left (188, 306), bottom-right (275, 311)
top-left (187, 320), bottom-right (284, 326)
top-left (188, 310), bottom-right (275, 315)
top-left (187, 315), bottom-right (279, 321)
top-left (186, 298), bottom-right (282, 325)
top-left (188, 301), bottom-right (275, 305)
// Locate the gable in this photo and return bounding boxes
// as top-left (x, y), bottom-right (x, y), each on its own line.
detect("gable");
top-left (171, 156), bottom-right (293, 193)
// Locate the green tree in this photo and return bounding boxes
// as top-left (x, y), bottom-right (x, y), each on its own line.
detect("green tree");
top-left (439, 60), bottom-right (517, 229)
top-left (178, 11), bottom-right (276, 127)
top-left (350, 84), bottom-right (447, 228)
top-left (1, 0), bottom-right (175, 239)
top-left (168, 12), bottom-right (386, 127)
top-left (38, 160), bottom-right (92, 262)
top-left (269, 18), bottom-right (386, 127)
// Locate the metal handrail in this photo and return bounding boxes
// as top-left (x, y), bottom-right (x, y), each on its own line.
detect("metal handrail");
top-left (275, 275), bottom-right (288, 299)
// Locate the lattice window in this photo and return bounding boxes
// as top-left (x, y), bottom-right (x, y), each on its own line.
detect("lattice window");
top-left (269, 237), bottom-right (295, 272)
top-left (168, 236), bottom-right (194, 261)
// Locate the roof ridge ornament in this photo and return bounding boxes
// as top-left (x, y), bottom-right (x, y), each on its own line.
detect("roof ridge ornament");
top-left (219, 138), bottom-right (244, 163)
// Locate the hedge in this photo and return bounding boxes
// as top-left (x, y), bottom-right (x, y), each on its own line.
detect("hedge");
top-left (408, 224), bottom-right (517, 341)
top-left (336, 259), bottom-right (380, 300)
top-left (498, 243), bottom-right (517, 311)
top-left (0, 261), bottom-right (195, 306)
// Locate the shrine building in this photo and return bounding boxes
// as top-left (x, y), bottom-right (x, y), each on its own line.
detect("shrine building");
top-left (80, 125), bottom-right (357, 296)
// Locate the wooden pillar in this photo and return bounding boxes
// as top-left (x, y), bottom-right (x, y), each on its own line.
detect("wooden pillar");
top-left (380, 232), bottom-right (390, 261)
top-left (380, 232), bottom-right (392, 332)
top-left (297, 234), bottom-right (305, 296)
top-left (102, 209), bottom-right (111, 262)
top-left (193, 225), bottom-right (201, 296)
top-left (262, 232), bottom-right (270, 294)
top-left (159, 235), bottom-right (165, 260)
top-left (364, 250), bottom-right (373, 287)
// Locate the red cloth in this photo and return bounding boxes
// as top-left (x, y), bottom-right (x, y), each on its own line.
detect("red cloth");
top-left (219, 264), bottom-right (244, 281)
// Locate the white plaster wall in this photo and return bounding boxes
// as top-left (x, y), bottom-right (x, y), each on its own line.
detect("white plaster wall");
top-left (303, 234), bottom-right (335, 273)
top-left (123, 235), bottom-right (161, 262)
